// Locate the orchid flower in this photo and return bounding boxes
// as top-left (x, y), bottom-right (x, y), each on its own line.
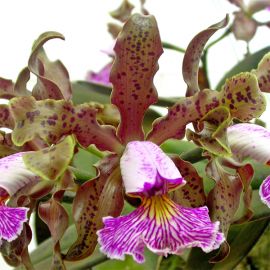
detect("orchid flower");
top-left (97, 141), bottom-right (225, 263)
top-left (227, 123), bottom-right (270, 207)
top-left (228, 0), bottom-right (270, 42)
top-left (0, 152), bottom-right (39, 246)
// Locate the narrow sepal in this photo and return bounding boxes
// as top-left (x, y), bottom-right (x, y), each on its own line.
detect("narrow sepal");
top-left (65, 155), bottom-right (124, 261)
top-left (111, 14), bottom-right (163, 143)
top-left (183, 15), bottom-right (228, 96)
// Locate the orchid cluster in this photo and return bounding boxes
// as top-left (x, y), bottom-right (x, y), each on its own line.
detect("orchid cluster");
top-left (0, 3), bottom-right (269, 270)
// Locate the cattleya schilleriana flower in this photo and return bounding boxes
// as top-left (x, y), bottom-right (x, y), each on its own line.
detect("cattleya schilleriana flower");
top-left (228, 0), bottom-right (270, 42)
top-left (228, 123), bottom-right (270, 207)
top-left (97, 141), bottom-right (224, 263)
top-left (0, 152), bottom-right (39, 245)
top-left (0, 8), bottom-right (269, 268)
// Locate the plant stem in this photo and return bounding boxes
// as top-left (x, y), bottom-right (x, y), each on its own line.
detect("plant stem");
top-left (76, 255), bottom-right (109, 269)
top-left (200, 27), bottom-right (232, 89)
top-left (162, 42), bottom-right (186, 53)
top-left (205, 26), bottom-right (232, 51)
top-left (201, 49), bottom-right (210, 89)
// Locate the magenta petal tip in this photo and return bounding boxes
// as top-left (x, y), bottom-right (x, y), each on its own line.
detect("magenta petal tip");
top-left (0, 206), bottom-right (28, 243)
top-left (259, 175), bottom-right (270, 208)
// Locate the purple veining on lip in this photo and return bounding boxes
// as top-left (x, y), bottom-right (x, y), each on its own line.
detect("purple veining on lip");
top-left (0, 152), bottom-right (39, 245)
top-left (0, 205), bottom-right (28, 244)
top-left (97, 195), bottom-right (224, 263)
top-left (98, 141), bottom-right (224, 262)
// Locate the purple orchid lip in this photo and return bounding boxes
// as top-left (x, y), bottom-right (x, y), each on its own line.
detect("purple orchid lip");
top-left (0, 206), bottom-right (28, 244)
top-left (0, 152), bottom-right (39, 245)
top-left (97, 195), bottom-right (224, 263)
top-left (98, 141), bottom-right (224, 262)
top-left (259, 175), bottom-right (270, 208)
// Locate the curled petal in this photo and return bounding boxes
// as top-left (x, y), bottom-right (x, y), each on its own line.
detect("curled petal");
top-left (0, 206), bottom-right (28, 242)
top-left (260, 176), bottom-right (270, 208)
top-left (120, 141), bottom-right (184, 195)
top-left (0, 152), bottom-right (39, 197)
top-left (227, 123), bottom-right (270, 164)
top-left (97, 195), bottom-right (224, 263)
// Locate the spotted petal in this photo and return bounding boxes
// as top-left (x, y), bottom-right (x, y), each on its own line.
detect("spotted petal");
top-left (120, 141), bottom-right (185, 195)
top-left (227, 123), bottom-right (270, 164)
top-left (0, 205), bottom-right (28, 243)
top-left (98, 195), bottom-right (224, 263)
top-left (0, 152), bottom-right (39, 197)
top-left (260, 176), bottom-right (270, 208)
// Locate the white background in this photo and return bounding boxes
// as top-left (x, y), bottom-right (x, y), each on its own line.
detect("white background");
top-left (0, 0), bottom-right (269, 269)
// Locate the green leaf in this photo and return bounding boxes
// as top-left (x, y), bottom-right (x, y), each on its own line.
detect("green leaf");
top-left (160, 140), bottom-right (197, 155)
top-left (159, 255), bottom-right (186, 270)
top-left (72, 147), bottom-right (99, 181)
top-left (216, 46), bottom-right (270, 90)
top-left (23, 136), bottom-right (75, 181)
top-left (95, 250), bottom-right (158, 270)
top-left (110, 13), bottom-right (163, 143)
top-left (72, 81), bottom-right (111, 105)
top-left (251, 160), bottom-right (270, 189)
top-left (72, 80), bottom-right (176, 107)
